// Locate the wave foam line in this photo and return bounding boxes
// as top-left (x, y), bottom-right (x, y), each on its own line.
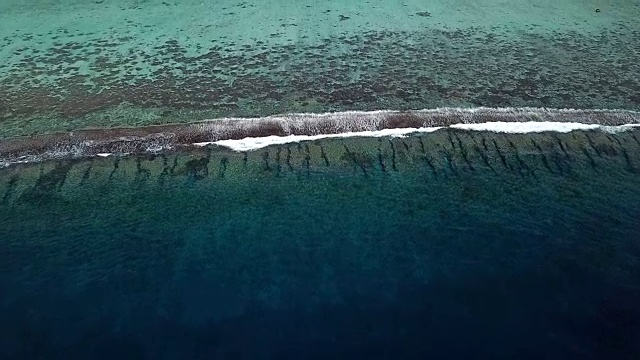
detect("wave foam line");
top-left (1, 107), bottom-right (640, 167)
top-left (195, 127), bottom-right (443, 152)
top-left (204, 122), bottom-right (640, 152)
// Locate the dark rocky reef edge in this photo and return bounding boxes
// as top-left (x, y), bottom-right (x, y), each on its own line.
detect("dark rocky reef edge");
top-left (1, 107), bottom-right (639, 168)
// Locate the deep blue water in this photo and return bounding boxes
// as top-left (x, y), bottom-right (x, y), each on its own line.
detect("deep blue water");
top-left (1, 130), bottom-right (640, 359)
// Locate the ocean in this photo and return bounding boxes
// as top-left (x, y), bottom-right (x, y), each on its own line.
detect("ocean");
top-left (2, 124), bottom-right (640, 358)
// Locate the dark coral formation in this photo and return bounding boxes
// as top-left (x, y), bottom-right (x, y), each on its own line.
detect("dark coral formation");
top-left (1, 108), bottom-right (639, 168)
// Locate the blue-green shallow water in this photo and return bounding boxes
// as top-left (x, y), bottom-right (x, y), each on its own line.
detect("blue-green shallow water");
top-left (1, 129), bottom-right (640, 359)
top-left (1, 0), bottom-right (640, 137)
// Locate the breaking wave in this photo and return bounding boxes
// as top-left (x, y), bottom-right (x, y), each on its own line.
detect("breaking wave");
top-left (1, 107), bottom-right (639, 167)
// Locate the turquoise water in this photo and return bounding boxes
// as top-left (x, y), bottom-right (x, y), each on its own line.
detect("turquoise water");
top-left (1, 0), bottom-right (639, 136)
top-left (1, 129), bottom-right (640, 358)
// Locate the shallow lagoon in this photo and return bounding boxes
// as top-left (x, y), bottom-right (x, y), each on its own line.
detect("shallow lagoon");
top-left (1, 0), bottom-right (639, 136)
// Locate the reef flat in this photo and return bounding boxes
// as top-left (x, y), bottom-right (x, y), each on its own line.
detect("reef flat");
top-left (1, 0), bottom-right (639, 137)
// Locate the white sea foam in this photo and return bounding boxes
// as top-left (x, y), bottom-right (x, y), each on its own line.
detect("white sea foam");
top-left (204, 121), bottom-right (640, 152)
top-left (195, 127), bottom-right (443, 151)
top-left (449, 121), bottom-right (601, 133)
top-left (600, 124), bottom-right (640, 134)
